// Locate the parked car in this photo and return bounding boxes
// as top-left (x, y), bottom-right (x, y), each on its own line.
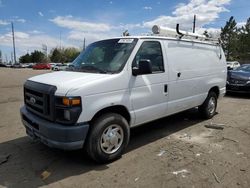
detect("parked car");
top-left (27, 63), bottom-right (35, 68)
top-left (12, 64), bottom-right (24, 68)
top-left (20, 26), bottom-right (227, 163)
top-left (0, 63), bottom-right (7, 67)
top-left (33, 63), bottom-right (51, 70)
top-left (227, 61), bottom-right (240, 70)
top-left (52, 63), bottom-right (68, 71)
top-left (49, 63), bottom-right (57, 69)
top-left (226, 64), bottom-right (250, 93)
top-left (21, 63), bottom-right (33, 68)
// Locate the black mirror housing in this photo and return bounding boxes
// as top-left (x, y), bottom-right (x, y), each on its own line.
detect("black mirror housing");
top-left (132, 59), bottom-right (152, 76)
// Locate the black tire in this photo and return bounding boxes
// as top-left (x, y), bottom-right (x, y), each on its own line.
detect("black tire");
top-left (85, 113), bottom-right (130, 163)
top-left (199, 91), bottom-right (217, 119)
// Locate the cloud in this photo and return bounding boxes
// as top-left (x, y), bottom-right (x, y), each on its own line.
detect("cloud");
top-left (0, 19), bottom-right (9, 25)
top-left (0, 17), bottom-right (26, 25)
top-left (68, 30), bottom-right (113, 43)
top-left (143, 6), bottom-right (152, 10)
top-left (196, 27), bottom-right (221, 38)
top-left (0, 31), bottom-right (76, 56)
top-left (237, 22), bottom-right (246, 27)
top-left (143, 0), bottom-right (231, 31)
top-left (50, 15), bottom-right (111, 32)
top-left (28, 30), bottom-right (44, 34)
top-left (50, 15), bottom-right (146, 44)
top-left (38, 11), bottom-right (44, 17)
top-left (114, 23), bottom-right (143, 31)
top-left (16, 19), bottom-right (26, 23)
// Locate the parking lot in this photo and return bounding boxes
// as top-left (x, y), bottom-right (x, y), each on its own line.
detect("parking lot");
top-left (0, 68), bottom-right (250, 188)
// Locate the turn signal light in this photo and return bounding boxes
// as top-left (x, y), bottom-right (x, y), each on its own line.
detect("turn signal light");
top-left (62, 97), bottom-right (81, 106)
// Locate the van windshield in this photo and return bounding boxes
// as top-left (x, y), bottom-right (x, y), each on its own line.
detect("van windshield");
top-left (68, 38), bottom-right (138, 74)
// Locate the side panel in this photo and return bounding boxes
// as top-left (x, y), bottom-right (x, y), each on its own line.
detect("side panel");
top-left (128, 40), bottom-right (169, 126)
top-left (164, 40), bottom-right (226, 115)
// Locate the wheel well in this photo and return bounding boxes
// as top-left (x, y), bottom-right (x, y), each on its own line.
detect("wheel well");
top-left (209, 86), bottom-right (220, 98)
top-left (90, 105), bottom-right (131, 125)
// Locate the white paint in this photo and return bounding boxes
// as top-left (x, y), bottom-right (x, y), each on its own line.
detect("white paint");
top-left (27, 36), bottom-right (227, 126)
top-left (157, 150), bottom-right (166, 156)
top-left (173, 169), bottom-right (189, 175)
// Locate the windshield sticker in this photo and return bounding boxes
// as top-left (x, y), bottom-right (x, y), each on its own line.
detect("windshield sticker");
top-left (118, 39), bottom-right (134, 43)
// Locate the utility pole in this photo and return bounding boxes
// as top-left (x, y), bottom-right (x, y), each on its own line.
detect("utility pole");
top-left (11, 22), bottom-right (17, 64)
top-left (11, 52), bottom-right (13, 64)
top-left (59, 31), bottom-right (62, 63)
top-left (193, 14), bottom-right (196, 33)
top-left (83, 38), bottom-right (86, 51)
top-left (60, 31), bottom-right (62, 50)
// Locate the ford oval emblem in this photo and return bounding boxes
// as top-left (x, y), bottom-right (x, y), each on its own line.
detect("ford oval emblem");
top-left (30, 97), bottom-right (36, 104)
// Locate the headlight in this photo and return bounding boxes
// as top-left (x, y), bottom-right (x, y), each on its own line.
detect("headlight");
top-left (55, 96), bottom-right (82, 124)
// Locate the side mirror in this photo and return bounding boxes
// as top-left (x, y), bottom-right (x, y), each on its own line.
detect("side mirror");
top-left (132, 59), bottom-right (152, 76)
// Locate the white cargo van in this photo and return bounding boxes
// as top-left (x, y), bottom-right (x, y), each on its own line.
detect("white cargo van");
top-left (20, 25), bottom-right (227, 163)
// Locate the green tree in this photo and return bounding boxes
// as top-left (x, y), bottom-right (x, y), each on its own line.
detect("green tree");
top-left (31, 50), bottom-right (46, 63)
top-left (220, 16), bottom-right (238, 60)
top-left (64, 47), bottom-right (80, 62)
top-left (238, 18), bottom-right (250, 62)
top-left (50, 48), bottom-right (62, 63)
top-left (50, 47), bottom-right (80, 63)
top-left (19, 53), bottom-right (31, 64)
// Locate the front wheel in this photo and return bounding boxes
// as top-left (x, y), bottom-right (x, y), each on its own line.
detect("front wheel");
top-left (199, 91), bottom-right (217, 119)
top-left (85, 113), bottom-right (130, 163)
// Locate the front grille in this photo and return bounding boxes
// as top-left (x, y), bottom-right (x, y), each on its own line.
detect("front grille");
top-left (24, 81), bottom-right (56, 121)
top-left (229, 79), bottom-right (247, 85)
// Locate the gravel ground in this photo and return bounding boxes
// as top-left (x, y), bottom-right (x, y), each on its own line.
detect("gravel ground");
top-left (0, 68), bottom-right (250, 188)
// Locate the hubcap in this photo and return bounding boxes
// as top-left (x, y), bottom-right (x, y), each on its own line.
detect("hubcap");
top-left (208, 97), bottom-right (216, 114)
top-left (100, 124), bottom-right (124, 154)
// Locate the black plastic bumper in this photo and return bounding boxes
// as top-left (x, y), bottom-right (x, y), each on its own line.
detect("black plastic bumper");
top-left (226, 84), bottom-right (250, 93)
top-left (20, 106), bottom-right (89, 150)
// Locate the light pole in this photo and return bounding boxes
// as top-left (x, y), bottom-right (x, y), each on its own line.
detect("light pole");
top-left (11, 22), bottom-right (17, 64)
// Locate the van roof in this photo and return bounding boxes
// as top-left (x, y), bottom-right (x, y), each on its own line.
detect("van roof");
top-left (109, 35), bottom-right (220, 46)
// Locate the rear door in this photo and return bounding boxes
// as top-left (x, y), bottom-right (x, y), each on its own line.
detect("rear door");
top-left (129, 40), bottom-right (169, 126)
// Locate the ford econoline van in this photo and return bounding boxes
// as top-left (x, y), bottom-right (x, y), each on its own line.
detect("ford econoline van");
top-left (20, 26), bottom-right (227, 163)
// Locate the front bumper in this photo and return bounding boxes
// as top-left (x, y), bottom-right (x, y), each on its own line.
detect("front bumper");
top-left (226, 84), bottom-right (250, 93)
top-left (20, 106), bottom-right (89, 150)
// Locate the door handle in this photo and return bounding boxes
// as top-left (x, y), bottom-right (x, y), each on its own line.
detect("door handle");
top-left (177, 72), bottom-right (181, 77)
top-left (164, 84), bottom-right (168, 93)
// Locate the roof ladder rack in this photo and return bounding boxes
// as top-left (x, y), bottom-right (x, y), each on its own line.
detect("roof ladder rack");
top-left (152, 24), bottom-right (220, 44)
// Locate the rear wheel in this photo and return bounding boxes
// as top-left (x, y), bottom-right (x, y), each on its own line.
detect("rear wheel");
top-left (85, 113), bottom-right (130, 163)
top-left (199, 91), bottom-right (217, 119)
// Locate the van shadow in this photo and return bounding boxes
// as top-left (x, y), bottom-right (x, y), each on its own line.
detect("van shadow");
top-left (0, 108), bottom-right (204, 188)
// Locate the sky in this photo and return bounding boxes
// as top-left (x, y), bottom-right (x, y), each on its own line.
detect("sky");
top-left (0, 0), bottom-right (250, 62)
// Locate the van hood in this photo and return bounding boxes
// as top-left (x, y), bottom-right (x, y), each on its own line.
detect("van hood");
top-left (28, 71), bottom-right (113, 95)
